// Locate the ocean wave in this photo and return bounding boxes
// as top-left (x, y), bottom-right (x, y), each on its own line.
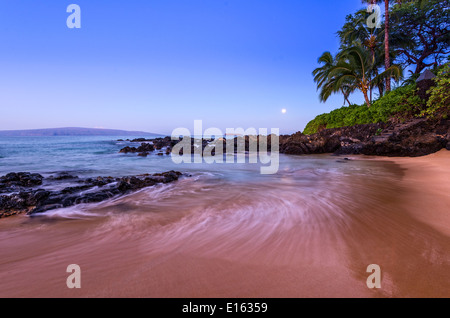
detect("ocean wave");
top-left (33, 204), bottom-right (102, 219)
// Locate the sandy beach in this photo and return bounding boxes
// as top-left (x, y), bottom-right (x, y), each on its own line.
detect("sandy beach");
top-left (382, 150), bottom-right (450, 237)
top-left (347, 149), bottom-right (450, 297)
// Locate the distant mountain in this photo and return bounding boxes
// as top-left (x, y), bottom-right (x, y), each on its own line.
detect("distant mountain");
top-left (0, 127), bottom-right (163, 137)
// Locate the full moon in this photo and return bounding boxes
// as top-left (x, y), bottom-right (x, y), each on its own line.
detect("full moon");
top-left (281, 108), bottom-right (287, 114)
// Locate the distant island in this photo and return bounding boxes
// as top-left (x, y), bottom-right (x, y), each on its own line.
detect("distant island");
top-left (0, 127), bottom-right (162, 137)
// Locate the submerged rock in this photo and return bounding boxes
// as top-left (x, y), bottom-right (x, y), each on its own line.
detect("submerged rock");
top-left (48, 172), bottom-right (79, 180)
top-left (0, 170), bottom-right (184, 218)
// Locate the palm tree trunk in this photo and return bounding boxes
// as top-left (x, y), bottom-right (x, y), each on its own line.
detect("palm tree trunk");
top-left (363, 90), bottom-right (371, 108)
top-left (384, 0), bottom-right (391, 92)
top-left (345, 96), bottom-right (351, 106)
top-left (378, 84), bottom-right (384, 98)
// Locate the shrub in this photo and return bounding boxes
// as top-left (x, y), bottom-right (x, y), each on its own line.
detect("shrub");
top-left (303, 84), bottom-right (424, 134)
top-left (423, 63), bottom-right (450, 118)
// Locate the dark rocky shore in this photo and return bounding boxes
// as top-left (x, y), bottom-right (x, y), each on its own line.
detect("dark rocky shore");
top-left (0, 171), bottom-right (183, 218)
top-left (119, 118), bottom-right (450, 158)
top-left (281, 118), bottom-right (450, 157)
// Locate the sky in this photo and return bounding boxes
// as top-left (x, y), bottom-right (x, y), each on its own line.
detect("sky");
top-left (0, 0), bottom-right (370, 135)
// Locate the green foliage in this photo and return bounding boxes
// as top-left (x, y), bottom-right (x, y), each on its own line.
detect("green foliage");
top-left (302, 114), bottom-right (329, 135)
top-left (303, 84), bottom-right (424, 134)
top-left (337, 9), bottom-right (383, 52)
top-left (423, 63), bottom-right (450, 117)
top-left (390, 0), bottom-right (450, 74)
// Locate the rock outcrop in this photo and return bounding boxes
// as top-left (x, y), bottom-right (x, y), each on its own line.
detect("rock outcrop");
top-left (0, 171), bottom-right (184, 218)
top-left (332, 118), bottom-right (450, 157)
top-left (279, 118), bottom-right (450, 157)
top-left (279, 122), bottom-right (389, 155)
top-left (0, 172), bottom-right (43, 193)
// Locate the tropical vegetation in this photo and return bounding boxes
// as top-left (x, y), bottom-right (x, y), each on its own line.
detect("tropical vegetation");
top-left (306, 0), bottom-right (449, 134)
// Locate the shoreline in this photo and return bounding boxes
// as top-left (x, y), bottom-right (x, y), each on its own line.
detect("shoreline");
top-left (364, 149), bottom-right (450, 237)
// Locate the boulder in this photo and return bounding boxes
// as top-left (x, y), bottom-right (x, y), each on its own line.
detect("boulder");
top-left (137, 143), bottom-right (154, 152)
top-left (154, 142), bottom-right (164, 150)
top-left (119, 146), bottom-right (137, 153)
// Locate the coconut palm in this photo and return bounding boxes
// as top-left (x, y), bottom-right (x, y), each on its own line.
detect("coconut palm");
top-left (327, 46), bottom-right (403, 107)
top-left (312, 52), bottom-right (335, 90)
top-left (313, 52), bottom-right (354, 105)
top-left (383, 0), bottom-right (391, 92)
top-left (362, 0), bottom-right (392, 92)
top-left (337, 9), bottom-right (384, 64)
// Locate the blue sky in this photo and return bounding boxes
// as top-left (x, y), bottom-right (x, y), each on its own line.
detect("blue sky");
top-left (0, 0), bottom-right (368, 135)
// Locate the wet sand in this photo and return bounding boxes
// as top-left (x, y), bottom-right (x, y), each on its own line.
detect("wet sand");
top-left (341, 150), bottom-right (450, 297)
top-left (0, 152), bottom-right (449, 298)
top-left (382, 150), bottom-right (450, 237)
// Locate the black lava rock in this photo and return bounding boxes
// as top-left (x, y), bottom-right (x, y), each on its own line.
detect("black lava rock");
top-left (0, 170), bottom-right (184, 218)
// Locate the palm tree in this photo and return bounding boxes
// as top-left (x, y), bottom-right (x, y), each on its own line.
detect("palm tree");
top-left (363, 0), bottom-right (392, 92)
top-left (337, 9), bottom-right (384, 64)
top-left (383, 0), bottom-right (391, 92)
top-left (368, 42), bottom-right (399, 100)
top-left (313, 52), bottom-right (354, 105)
top-left (327, 46), bottom-right (402, 107)
top-left (338, 8), bottom-right (391, 100)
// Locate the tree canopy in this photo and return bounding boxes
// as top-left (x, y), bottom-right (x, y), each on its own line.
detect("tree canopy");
top-left (390, 0), bottom-right (450, 74)
top-left (313, 0), bottom-right (449, 105)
